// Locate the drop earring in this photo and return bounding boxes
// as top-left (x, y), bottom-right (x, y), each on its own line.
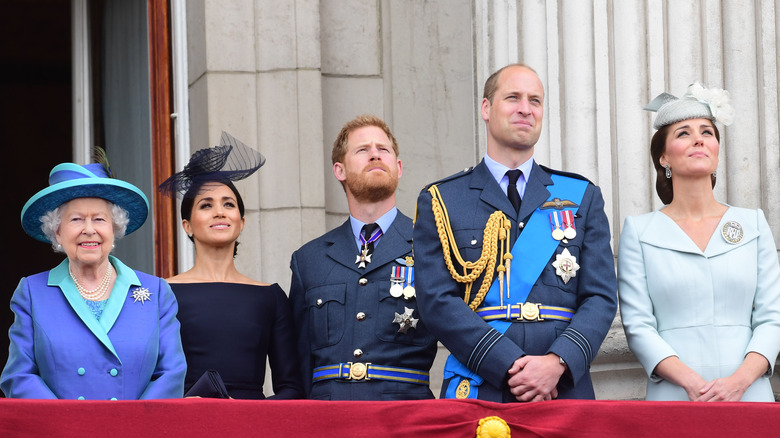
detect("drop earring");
top-left (664, 164), bottom-right (672, 179)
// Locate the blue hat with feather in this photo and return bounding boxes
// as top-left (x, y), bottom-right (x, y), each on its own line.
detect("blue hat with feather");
top-left (21, 161), bottom-right (149, 243)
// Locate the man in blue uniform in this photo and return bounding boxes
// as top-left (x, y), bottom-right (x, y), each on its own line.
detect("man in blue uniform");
top-left (413, 64), bottom-right (617, 402)
top-left (290, 115), bottom-right (437, 400)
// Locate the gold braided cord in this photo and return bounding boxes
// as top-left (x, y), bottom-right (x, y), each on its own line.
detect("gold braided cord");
top-left (428, 185), bottom-right (509, 311)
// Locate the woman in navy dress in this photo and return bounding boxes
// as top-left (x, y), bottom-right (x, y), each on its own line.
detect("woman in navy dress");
top-left (160, 132), bottom-right (303, 399)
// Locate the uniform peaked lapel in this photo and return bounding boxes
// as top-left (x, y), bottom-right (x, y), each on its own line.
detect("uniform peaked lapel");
top-left (362, 213), bottom-right (413, 274)
top-left (471, 161), bottom-right (517, 219)
top-left (326, 220), bottom-right (366, 273)
top-left (518, 162), bottom-right (553, 221)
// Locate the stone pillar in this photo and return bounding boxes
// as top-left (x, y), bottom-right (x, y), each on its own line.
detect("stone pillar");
top-left (187, 0), bottom-right (325, 288)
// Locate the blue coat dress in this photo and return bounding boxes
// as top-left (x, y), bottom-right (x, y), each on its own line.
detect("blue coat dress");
top-left (413, 160), bottom-right (617, 402)
top-left (1, 256), bottom-right (186, 399)
top-left (618, 207), bottom-right (780, 401)
top-left (289, 212), bottom-right (438, 400)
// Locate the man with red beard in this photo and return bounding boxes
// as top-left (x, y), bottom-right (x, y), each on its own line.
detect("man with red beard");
top-left (289, 115), bottom-right (437, 400)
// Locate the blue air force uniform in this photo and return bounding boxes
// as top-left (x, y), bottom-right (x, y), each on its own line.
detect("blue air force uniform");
top-left (289, 210), bottom-right (438, 400)
top-left (413, 160), bottom-right (617, 401)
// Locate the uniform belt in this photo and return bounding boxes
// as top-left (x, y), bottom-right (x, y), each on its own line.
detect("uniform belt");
top-left (312, 363), bottom-right (430, 385)
top-left (476, 303), bottom-right (575, 322)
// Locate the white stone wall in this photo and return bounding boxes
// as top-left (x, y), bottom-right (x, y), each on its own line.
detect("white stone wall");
top-left (186, 0), bottom-right (780, 399)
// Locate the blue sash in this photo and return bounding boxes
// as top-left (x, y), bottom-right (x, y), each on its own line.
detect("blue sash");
top-left (444, 174), bottom-right (588, 399)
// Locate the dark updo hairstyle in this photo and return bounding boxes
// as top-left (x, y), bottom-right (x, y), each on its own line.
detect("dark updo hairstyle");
top-left (650, 123), bottom-right (719, 204)
top-left (181, 178), bottom-right (245, 258)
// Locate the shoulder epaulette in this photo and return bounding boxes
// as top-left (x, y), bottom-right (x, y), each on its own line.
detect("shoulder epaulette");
top-left (539, 165), bottom-right (593, 184)
top-left (421, 166), bottom-right (475, 191)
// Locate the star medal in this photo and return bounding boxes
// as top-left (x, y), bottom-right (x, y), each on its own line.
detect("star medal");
top-left (131, 287), bottom-right (152, 304)
top-left (390, 266), bottom-right (404, 297)
top-left (562, 210), bottom-right (577, 240)
top-left (552, 248), bottom-right (579, 284)
top-left (355, 226), bottom-right (382, 269)
top-left (402, 265), bottom-right (415, 300)
top-left (721, 221), bottom-right (743, 244)
top-left (355, 248), bottom-right (372, 269)
top-left (549, 212), bottom-right (564, 241)
top-left (392, 307), bottom-right (419, 334)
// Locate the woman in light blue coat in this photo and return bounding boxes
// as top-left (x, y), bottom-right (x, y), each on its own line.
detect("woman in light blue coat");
top-left (1, 155), bottom-right (186, 399)
top-left (618, 83), bottom-right (780, 401)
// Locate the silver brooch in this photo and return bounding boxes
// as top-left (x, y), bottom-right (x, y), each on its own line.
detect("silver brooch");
top-left (721, 221), bottom-right (743, 244)
top-left (131, 287), bottom-right (152, 304)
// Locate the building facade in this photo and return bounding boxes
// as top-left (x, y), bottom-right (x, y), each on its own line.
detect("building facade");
top-left (3, 0), bottom-right (779, 400)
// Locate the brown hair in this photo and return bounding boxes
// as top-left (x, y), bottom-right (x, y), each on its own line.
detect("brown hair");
top-left (331, 115), bottom-right (399, 165)
top-left (482, 63), bottom-right (539, 103)
top-left (650, 123), bottom-right (719, 204)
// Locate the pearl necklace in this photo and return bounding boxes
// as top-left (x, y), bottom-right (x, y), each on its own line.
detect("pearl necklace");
top-left (70, 263), bottom-right (114, 301)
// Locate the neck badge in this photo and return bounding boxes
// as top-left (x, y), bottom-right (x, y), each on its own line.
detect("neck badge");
top-left (356, 226), bottom-right (383, 269)
top-left (355, 248), bottom-right (372, 269)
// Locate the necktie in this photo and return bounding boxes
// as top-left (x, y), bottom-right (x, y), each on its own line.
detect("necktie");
top-left (506, 169), bottom-right (522, 213)
top-left (357, 223), bottom-right (382, 268)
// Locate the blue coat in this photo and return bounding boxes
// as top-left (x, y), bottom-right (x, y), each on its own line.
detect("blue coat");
top-left (1, 256), bottom-right (186, 400)
top-left (289, 212), bottom-right (438, 400)
top-left (618, 207), bottom-right (780, 401)
top-left (413, 160), bottom-right (617, 401)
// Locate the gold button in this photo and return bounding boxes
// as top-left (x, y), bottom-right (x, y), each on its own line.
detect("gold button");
top-left (356, 312), bottom-right (366, 321)
top-left (316, 298), bottom-right (323, 306)
top-left (353, 349), bottom-right (363, 358)
top-left (359, 278), bottom-right (368, 285)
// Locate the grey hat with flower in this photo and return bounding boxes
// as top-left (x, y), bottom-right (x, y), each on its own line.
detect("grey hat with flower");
top-left (644, 82), bottom-right (734, 130)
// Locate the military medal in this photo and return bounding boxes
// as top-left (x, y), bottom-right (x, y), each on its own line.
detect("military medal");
top-left (549, 212), bottom-right (564, 241)
top-left (402, 266), bottom-right (416, 299)
top-left (552, 248), bottom-right (579, 284)
top-left (390, 266), bottom-right (404, 297)
top-left (355, 226), bottom-right (382, 269)
top-left (392, 307), bottom-right (419, 334)
top-left (721, 221), bottom-right (743, 244)
top-left (562, 210), bottom-right (577, 240)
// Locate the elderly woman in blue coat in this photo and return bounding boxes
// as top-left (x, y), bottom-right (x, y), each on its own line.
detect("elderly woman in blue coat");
top-left (0, 157), bottom-right (186, 399)
top-left (618, 83), bottom-right (780, 401)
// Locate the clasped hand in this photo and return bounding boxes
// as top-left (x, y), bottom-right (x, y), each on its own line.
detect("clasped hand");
top-left (507, 354), bottom-right (565, 402)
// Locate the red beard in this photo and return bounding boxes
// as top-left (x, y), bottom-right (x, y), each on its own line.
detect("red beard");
top-left (345, 162), bottom-right (399, 203)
